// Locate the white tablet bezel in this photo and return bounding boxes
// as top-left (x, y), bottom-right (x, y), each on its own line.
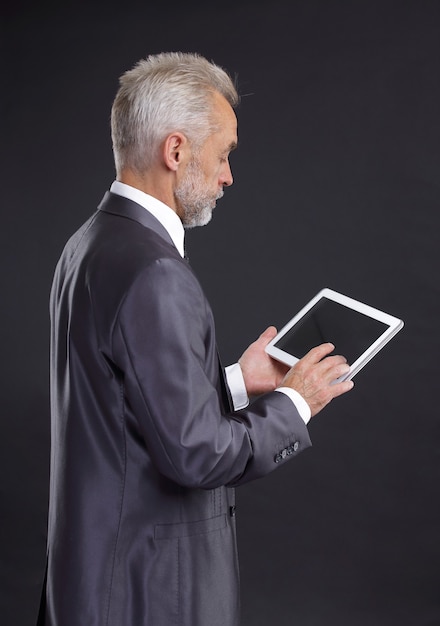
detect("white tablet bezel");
top-left (265, 287), bottom-right (404, 382)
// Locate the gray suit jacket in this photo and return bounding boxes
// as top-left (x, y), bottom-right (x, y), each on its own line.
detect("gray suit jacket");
top-left (44, 191), bottom-right (312, 626)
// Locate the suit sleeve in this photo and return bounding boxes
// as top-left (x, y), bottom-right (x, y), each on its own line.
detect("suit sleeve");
top-left (112, 257), bottom-right (312, 489)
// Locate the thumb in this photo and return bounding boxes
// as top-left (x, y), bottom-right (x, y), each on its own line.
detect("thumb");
top-left (259, 326), bottom-right (278, 344)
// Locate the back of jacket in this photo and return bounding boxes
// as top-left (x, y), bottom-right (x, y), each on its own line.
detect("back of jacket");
top-left (45, 193), bottom-right (311, 626)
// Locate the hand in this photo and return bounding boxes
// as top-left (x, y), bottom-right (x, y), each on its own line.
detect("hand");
top-left (281, 342), bottom-right (354, 417)
top-left (238, 326), bottom-right (290, 396)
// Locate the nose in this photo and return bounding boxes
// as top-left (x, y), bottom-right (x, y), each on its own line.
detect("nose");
top-left (221, 160), bottom-right (233, 187)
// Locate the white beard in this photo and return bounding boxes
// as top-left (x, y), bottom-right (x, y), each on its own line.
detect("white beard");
top-left (175, 158), bottom-right (223, 229)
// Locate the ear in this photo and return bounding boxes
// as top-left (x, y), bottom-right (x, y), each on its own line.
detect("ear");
top-left (162, 132), bottom-right (189, 172)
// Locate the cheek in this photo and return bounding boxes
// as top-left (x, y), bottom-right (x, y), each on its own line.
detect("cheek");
top-left (212, 163), bottom-right (224, 183)
top-left (201, 157), bottom-right (223, 188)
top-left (203, 169), bottom-right (220, 189)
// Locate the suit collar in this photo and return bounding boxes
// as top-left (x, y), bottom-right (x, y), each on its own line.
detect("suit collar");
top-left (98, 191), bottom-right (176, 249)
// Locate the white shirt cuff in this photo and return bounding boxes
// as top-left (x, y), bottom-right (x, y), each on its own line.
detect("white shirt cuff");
top-left (225, 363), bottom-right (249, 410)
top-left (275, 387), bottom-right (311, 424)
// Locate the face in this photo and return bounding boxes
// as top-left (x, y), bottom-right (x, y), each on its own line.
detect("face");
top-left (175, 92), bottom-right (238, 229)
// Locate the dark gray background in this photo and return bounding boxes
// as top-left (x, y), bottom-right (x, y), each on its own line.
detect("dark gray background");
top-left (2, 1), bottom-right (440, 624)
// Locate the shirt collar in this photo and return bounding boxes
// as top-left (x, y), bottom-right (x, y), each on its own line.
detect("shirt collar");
top-left (110, 180), bottom-right (185, 258)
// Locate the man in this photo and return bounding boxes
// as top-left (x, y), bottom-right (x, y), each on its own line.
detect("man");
top-left (43, 52), bottom-right (353, 625)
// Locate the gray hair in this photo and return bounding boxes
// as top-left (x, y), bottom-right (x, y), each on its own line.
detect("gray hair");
top-left (111, 52), bottom-right (239, 176)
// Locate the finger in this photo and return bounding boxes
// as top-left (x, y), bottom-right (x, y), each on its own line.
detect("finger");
top-left (301, 342), bottom-right (335, 365)
top-left (309, 378), bottom-right (354, 416)
top-left (329, 379), bottom-right (355, 398)
top-left (312, 356), bottom-right (350, 385)
top-left (331, 361), bottom-right (351, 382)
top-left (318, 354), bottom-right (349, 376)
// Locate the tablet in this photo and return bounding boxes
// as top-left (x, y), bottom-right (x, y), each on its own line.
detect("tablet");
top-left (265, 288), bottom-right (404, 382)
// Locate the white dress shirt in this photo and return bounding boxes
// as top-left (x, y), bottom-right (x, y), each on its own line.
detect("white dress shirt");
top-left (110, 181), bottom-right (311, 424)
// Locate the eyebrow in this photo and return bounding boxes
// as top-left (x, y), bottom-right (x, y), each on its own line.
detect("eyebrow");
top-left (220, 140), bottom-right (238, 159)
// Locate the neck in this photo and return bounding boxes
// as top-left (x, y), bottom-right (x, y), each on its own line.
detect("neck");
top-left (118, 168), bottom-right (178, 214)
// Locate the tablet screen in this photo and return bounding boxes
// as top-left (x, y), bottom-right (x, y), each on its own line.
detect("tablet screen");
top-left (273, 296), bottom-right (389, 364)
